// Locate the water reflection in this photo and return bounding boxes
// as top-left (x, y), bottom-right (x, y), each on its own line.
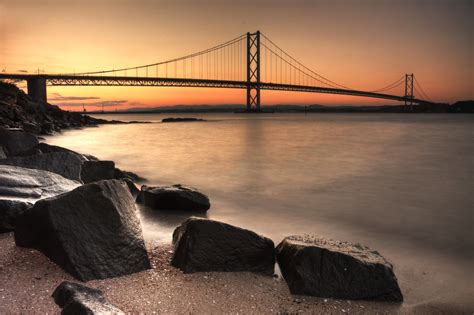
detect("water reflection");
top-left (44, 113), bottom-right (474, 306)
top-left (137, 203), bottom-right (208, 242)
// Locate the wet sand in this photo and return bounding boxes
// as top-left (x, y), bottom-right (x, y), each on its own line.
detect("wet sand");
top-left (0, 232), bottom-right (397, 314)
top-left (1, 233), bottom-right (471, 314)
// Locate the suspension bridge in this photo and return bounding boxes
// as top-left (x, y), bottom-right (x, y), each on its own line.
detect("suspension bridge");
top-left (0, 31), bottom-right (433, 111)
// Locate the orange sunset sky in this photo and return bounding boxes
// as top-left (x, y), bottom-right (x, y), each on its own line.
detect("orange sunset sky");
top-left (1, 0), bottom-right (472, 110)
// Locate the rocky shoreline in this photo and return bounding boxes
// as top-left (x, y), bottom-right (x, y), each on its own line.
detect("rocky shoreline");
top-left (1, 82), bottom-right (468, 314)
top-left (0, 81), bottom-right (150, 135)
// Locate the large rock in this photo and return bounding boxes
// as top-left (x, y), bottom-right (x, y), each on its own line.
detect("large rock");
top-left (52, 281), bottom-right (124, 315)
top-left (0, 127), bottom-right (38, 156)
top-left (15, 179), bottom-right (151, 281)
top-left (0, 152), bottom-right (83, 181)
top-left (18, 143), bottom-right (88, 161)
top-left (171, 217), bottom-right (275, 275)
top-left (7, 144), bottom-right (140, 184)
top-left (0, 165), bottom-right (81, 201)
top-left (0, 199), bottom-right (33, 233)
top-left (22, 121), bottom-right (41, 134)
top-left (80, 160), bottom-right (116, 183)
top-left (114, 168), bottom-right (142, 182)
top-left (80, 160), bottom-right (142, 183)
top-left (123, 178), bottom-right (140, 196)
top-left (137, 184), bottom-right (210, 212)
top-left (276, 235), bottom-right (403, 301)
top-left (0, 146), bottom-right (6, 159)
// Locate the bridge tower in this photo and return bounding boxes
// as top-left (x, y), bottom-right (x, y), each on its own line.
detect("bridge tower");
top-left (404, 73), bottom-right (414, 106)
top-left (246, 31), bottom-right (261, 112)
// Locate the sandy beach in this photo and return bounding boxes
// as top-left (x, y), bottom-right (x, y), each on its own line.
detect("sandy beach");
top-left (0, 232), bottom-right (405, 314)
top-left (2, 231), bottom-right (473, 314)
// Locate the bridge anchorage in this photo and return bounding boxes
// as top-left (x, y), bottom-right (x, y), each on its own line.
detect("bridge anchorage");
top-left (0, 30), bottom-right (433, 109)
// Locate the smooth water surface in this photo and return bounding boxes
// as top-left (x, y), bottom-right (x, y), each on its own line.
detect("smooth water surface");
top-left (45, 113), bottom-right (474, 307)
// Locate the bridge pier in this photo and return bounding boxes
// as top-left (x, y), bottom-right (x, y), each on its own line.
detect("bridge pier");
top-left (27, 76), bottom-right (47, 103)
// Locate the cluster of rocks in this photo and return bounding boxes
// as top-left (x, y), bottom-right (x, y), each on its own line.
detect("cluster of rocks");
top-left (133, 183), bottom-right (404, 302)
top-left (0, 127), bottom-right (142, 230)
top-left (167, 217), bottom-right (403, 302)
top-left (0, 127), bottom-right (139, 183)
top-left (127, 179), bottom-right (404, 303)
top-left (0, 81), bottom-right (110, 135)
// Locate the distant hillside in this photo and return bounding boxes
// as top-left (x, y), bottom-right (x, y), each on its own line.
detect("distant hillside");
top-left (450, 100), bottom-right (474, 113)
top-left (89, 101), bottom-right (474, 114)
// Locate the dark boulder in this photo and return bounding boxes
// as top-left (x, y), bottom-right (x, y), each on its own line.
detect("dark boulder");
top-left (137, 184), bottom-right (210, 212)
top-left (171, 217), bottom-right (275, 275)
top-left (114, 168), bottom-right (142, 182)
top-left (0, 151), bottom-right (83, 181)
top-left (123, 178), bottom-right (140, 196)
top-left (18, 143), bottom-right (88, 161)
top-left (83, 154), bottom-right (99, 161)
top-left (40, 122), bottom-right (55, 135)
top-left (15, 179), bottom-right (151, 281)
top-left (0, 127), bottom-right (38, 156)
top-left (276, 235), bottom-right (403, 301)
top-left (0, 165), bottom-right (81, 200)
top-left (0, 199), bottom-right (33, 233)
top-left (80, 160), bottom-right (140, 183)
top-left (80, 160), bottom-right (116, 183)
top-left (22, 121), bottom-right (41, 134)
top-left (77, 156), bottom-right (142, 184)
top-left (52, 281), bottom-right (124, 315)
top-left (0, 146), bottom-right (6, 159)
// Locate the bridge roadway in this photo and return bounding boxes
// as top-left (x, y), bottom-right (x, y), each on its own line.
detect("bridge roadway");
top-left (0, 73), bottom-right (426, 104)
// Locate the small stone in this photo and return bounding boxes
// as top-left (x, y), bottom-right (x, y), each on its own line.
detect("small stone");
top-left (52, 281), bottom-right (124, 314)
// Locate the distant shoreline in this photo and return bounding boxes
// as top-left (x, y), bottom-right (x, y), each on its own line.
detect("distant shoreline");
top-left (83, 101), bottom-right (473, 115)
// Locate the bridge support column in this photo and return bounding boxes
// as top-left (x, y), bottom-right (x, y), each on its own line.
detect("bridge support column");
top-left (27, 76), bottom-right (47, 103)
top-left (404, 73), bottom-right (414, 106)
top-left (246, 31), bottom-right (261, 112)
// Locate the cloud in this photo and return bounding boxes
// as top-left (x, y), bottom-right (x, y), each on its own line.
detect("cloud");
top-left (92, 100), bottom-right (128, 107)
top-left (17, 70), bottom-right (28, 73)
top-left (55, 103), bottom-right (92, 107)
top-left (57, 100), bottom-right (128, 108)
top-left (49, 92), bottom-right (101, 101)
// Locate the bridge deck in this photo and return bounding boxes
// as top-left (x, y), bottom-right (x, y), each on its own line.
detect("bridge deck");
top-left (0, 73), bottom-right (426, 104)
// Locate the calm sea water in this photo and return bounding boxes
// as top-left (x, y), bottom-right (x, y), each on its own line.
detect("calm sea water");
top-left (45, 113), bottom-right (473, 307)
